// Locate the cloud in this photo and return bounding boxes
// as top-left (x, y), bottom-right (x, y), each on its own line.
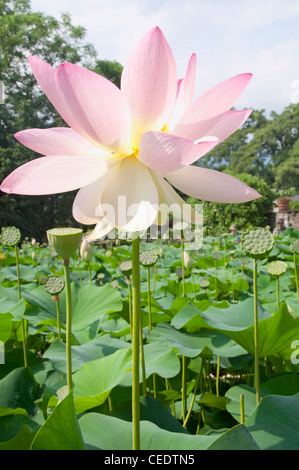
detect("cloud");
top-left (29, 0), bottom-right (299, 112)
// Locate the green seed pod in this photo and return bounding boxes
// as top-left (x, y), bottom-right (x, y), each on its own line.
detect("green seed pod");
top-left (1, 226), bottom-right (21, 246)
top-left (291, 239), bottom-right (299, 254)
top-left (47, 227), bottom-right (83, 259)
top-left (140, 250), bottom-right (158, 267)
top-left (213, 252), bottom-right (222, 260)
top-left (44, 275), bottom-right (65, 295)
top-left (241, 227), bottom-right (274, 260)
top-left (119, 260), bottom-right (132, 277)
top-left (267, 260), bottom-right (288, 277)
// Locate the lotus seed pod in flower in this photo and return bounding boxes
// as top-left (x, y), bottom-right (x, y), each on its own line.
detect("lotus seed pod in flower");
top-left (0, 28), bottom-right (261, 237)
top-left (80, 237), bottom-right (94, 262)
top-left (47, 227), bottom-right (83, 259)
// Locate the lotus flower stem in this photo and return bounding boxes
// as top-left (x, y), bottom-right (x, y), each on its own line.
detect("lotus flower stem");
top-left (294, 253), bottom-right (299, 302)
top-left (62, 259), bottom-right (73, 394)
top-left (139, 317), bottom-right (147, 397)
top-left (147, 266), bottom-right (152, 334)
top-left (181, 355), bottom-right (187, 422)
top-left (183, 360), bottom-right (203, 429)
top-left (216, 355), bottom-right (220, 396)
top-left (276, 276), bottom-right (280, 310)
top-left (214, 260), bottom-right (217, 300)
top-left (131, 235), bottom-right (141, 450)
top-left (88, 262), bottom-right (92, 285)
top-left (240, 393), bottom-right (245, 424)
top-left (181, 239), bottom-right (185, 296)
top-left (253, 259), bottom-right (260, 404)
top-left (15, 245), bottom-right (28, 368)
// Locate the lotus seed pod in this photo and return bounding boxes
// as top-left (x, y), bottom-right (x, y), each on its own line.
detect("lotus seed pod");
top-left (241, 227), bottom-right (274, 260)
top-left (291, 239), bottom-right (299, 254)
top-left (200, 280), bottom-right (210, 289)
top-left (44, 275), bottom-right (65, 295)
top-left (80, 238), bottom-right (94, 262)
top-left (47, 227), bottom-right (82, 259)
top-left (38, 275), bottom-right (48, 285)
top-left (119, 260), bottom-right (132, 277)
top-left (267, 260), bottom-right (288, 277)
top-left (140, 250), bottom-right (158, 267)
top-left (213, 252), bottom-right (222, 260)
top-left (1, 226), bottom-right (21, 246)
top-left (183, 251), bottom-right (193, 269)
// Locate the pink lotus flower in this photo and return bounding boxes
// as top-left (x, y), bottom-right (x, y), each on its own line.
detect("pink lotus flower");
top-left (1, 27), bottom-right (260, 236)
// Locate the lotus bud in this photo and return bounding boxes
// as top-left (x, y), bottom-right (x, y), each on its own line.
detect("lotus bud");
top-left (183, 251), bottom-right (193, 269)
top-left (47, 227), bottom-right (83, 260)
top-left (80, 238), bottom-right (95, 262)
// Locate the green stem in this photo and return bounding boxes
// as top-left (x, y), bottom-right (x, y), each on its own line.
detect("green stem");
top-left (231, 257), bottom-right (235, 301)
top-left (181, 356), bottom-right (187, 422)
top-left (128, 279), bottom-right (132, 332)
top-left (55, 299), bottom-right (62, 340)
top-left (152, 264), bottom-right (157, 297)
top-left (276, 276), bottom-right (280, 311)
top-left (147, 266), bottom-right (152, 334)
top-left (240, 394), bottom-right (245, 424)
top-left (15, 245), bottom-right (28, 368)
top-left (181, 239), bottom-right (185, 296)
top-left (253, 259), bottom-right (260, 405)
top-left (294, 253), bottom-right (299, 302)
top-left (139, 313), bottom-right (147, 396)
top-left (216, 355), bottom-right (220, 396)
top-left (131, 235), bottom-right (141, 450)
top-left (88, 262), bottom-right (92, 285)
top-left (214, 260), bottom-right (217, 300)
top-left (191, 269), bottom-right (196, 300)
top-left (183, 360), bottom-right (203, 429)
top-left (63, 259), bottom-right (73, 394)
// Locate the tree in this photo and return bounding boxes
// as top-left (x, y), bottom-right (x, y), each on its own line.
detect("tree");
top-left (187, 172), bottom-right (274, 236)
top-left (200, 104), bottom-right (299, 192)
top-left (0, 0), bottom-right (123, 240)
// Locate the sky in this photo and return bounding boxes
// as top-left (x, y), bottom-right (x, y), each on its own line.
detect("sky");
top-left (30, 0), bottom-right (299, 115)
